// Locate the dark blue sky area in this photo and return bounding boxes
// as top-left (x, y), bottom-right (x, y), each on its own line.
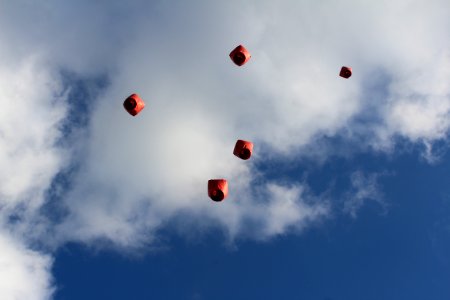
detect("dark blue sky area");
top-left (52, 147), bottom-right (450, 300)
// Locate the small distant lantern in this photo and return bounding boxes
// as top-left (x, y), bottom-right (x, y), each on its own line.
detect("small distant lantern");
top-left (339, 66), bottom-right (352, 78)
top-left (229, 45), bottom-right (251, 66)
top-left (233, 139), bottom-right (253, 160)
top-left (208, 179), bottom-right (229, 202)
top-left (123, 94), bottom-right (145, 116)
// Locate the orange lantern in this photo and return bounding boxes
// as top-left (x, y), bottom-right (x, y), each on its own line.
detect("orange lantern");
top-left (208, 179), bottom-right (228, 202)
top-left (339, 66), bottom-right (352, 78)
top-left (229, 45), bottom-right (251, 66)
top-left (123, 93), bottom-right (145, 116)
top-left (233, 139), bottom-right (253, 160)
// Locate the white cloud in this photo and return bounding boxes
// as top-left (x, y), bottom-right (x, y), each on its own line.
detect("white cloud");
top-left (1, 0), bottom-right (447, 246)
top-left (258, 183), bottom-right (329, 237)
top-left (376, 52), bottom-right (450, 148)
top-left (0, 230), bottom-right (54, 300)
top-left (0, 57), bottom-right (66, 212)
top-left (0, 55), bottom-right (66, 300)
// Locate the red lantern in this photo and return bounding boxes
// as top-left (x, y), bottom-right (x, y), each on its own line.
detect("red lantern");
top-left (208, 179), bottom-right (228, 202)
top-left (123, 94), bottom-right (145, 116)
top-left (229, 45), bottom-right (251, 66)
top-left (339, 66), bottom-right (352, 78)
top-left (233, 139), bottom-right (253, 160)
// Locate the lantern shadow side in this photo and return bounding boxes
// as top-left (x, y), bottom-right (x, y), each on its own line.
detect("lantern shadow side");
top-left (233, 53), bottom-right (246, 66)
top-left (124, 98), bottom-right (137, 111)
top-left (210, 189), bottom-right (225, 202)
top-left (239, 148), bottom-right (251, 160)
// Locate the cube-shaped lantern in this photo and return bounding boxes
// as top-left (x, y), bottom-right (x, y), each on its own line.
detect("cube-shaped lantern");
top-left (229, 45), bottom-right (251, 66)
top-left (339, 66), bottom-right (352, 78)
top-left (208, 179), bottom-right (228, 202)
top-left (123, 93), bottom-right (145, 116)
top-left (233, 139), bottom-right (253, 160)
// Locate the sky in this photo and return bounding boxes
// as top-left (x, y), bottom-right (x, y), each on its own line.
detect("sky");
top-left (1, 0), bottom-right (450, 299)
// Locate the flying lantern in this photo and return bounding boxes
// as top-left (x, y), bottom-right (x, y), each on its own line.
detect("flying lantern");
top-left (229, 45), bottom-right (251, 66)
top-left (123, 93), bottom-right (145, 116)
top-left (233, 139), bottom-right (253, 160)
top-left (208, 179), bottom-right (228, 202)
top-left (339, 66), bottom-right (352, 78)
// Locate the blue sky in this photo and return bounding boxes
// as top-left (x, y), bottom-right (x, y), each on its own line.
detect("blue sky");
top-left (1, 1), bottom-right (450, 299)
top-left (52, 147), bottom-right (450, 300)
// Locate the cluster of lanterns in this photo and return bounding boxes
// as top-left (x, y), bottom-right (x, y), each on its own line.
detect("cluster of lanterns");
top-left (123, 45), bottom-right (351, 202)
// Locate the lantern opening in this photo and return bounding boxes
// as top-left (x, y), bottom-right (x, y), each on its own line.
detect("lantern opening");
top-left (210, 189), bottom-right (225, 202)
top-left (240, 148), bottom-right (251, 160)
top-left (125, 98), bottom-right (137, 110)
top-left (233, 52), bottom-right (246, 66)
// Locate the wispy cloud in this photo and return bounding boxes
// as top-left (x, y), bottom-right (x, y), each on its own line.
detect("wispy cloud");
top-left (343, 171), bottom-right (388, 218)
